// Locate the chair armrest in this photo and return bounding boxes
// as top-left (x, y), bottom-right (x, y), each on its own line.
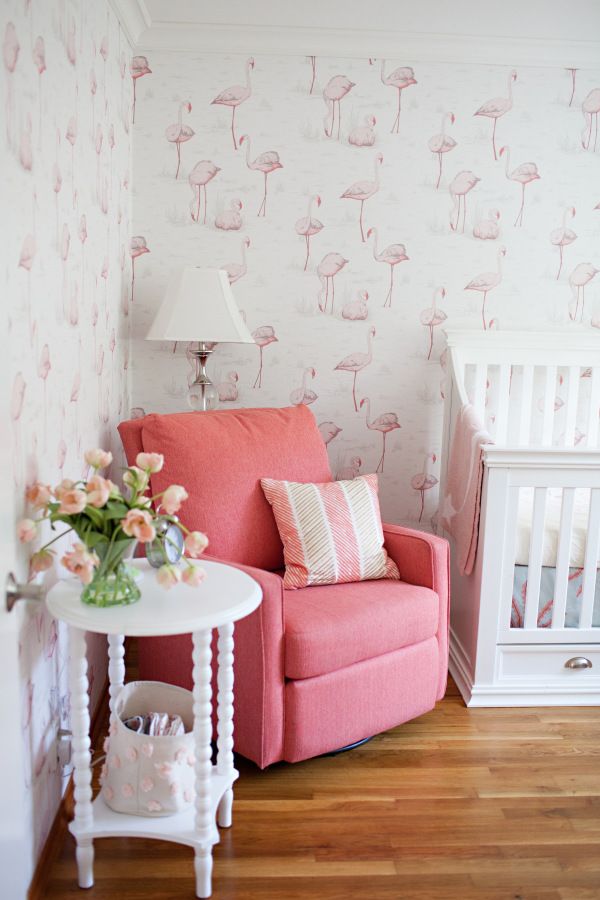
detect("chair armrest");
top-left (382, 524), bottom-right (450, 700)
top-left (203, 555), bottom-right (286, 769)
top-left (382, 524), bottom-right (449, 594)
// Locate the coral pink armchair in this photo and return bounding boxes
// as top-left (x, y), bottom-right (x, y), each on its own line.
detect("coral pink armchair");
top-left (118, 405), bottom-right (449, 768)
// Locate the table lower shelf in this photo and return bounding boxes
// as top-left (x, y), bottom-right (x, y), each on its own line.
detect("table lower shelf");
top-left (69, 768), bottom-right (238, 849)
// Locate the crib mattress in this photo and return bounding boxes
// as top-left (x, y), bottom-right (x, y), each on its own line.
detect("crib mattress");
top-left (516, 487), bottom-right (590, 567)
top-left (511, 564), bottom-right (600, 628)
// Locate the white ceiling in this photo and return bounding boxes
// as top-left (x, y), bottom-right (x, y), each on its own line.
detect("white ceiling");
top-left (144, 0), bottom-right (600, 43)
top-left (112, 0), bottom-right (600, 67)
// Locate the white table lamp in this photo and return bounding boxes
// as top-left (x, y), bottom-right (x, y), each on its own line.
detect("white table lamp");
top-left (146, 267), bottom-right (254, 411)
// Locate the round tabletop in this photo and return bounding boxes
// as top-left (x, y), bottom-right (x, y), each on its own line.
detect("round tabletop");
top-left (45, 559), bottom-right (262, 636)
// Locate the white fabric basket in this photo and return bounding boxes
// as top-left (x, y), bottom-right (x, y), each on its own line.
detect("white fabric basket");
top-left (100, 680), bottom-right (196, 817)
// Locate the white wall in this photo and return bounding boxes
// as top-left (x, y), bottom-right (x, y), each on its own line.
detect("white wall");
top-left (130, 49), bottom-right (600, 527)
top-left (3, 0), bottom-right (132, 878)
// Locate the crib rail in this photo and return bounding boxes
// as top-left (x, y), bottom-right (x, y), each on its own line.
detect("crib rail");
top-left (482, 447), bottom-right (600, 643)
top-left (446, 331), bottom-right (600, 450)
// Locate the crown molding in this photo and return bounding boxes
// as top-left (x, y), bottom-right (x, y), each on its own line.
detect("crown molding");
top-left (109, 0), bottom-right (152, 48)
top-left (132, 21), bottom-right (600, 69)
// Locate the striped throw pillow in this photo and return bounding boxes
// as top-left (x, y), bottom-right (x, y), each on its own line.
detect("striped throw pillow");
top-left (260, 474), bottom-right (400, 589)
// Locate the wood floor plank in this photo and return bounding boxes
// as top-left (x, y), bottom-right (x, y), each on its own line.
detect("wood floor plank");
top-left (42, 646), bottom-right (600, 900)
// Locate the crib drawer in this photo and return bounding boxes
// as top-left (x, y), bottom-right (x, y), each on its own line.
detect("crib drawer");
top-left (497, 644), bottom-right (600, 683)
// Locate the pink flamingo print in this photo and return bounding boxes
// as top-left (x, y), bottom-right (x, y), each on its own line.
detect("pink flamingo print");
top-left (465, 246), bottom-right (506, 330)
top-left (473, 209), bottom-right (501, 241)
top-left (65, 17), bottom-right (76, 66)
top-left (32, 36), bottom-right (45, 146)
top-left (342, 289), bottom-right (369, 321)
top-left (307, 56), bottom-right (317, 94)
top-left (130, 236), bottom-right (150, 301)
top-left (360, 397), bottom-right (400, 473)
top-left (165, 101), bottom-right (194, 179)
top-left (19, 233), bottom-right (35, 340)
top-left (379, 60), bottom-right (417, 134)
top-left (130, 55), bottom-right (151, 123)
top-left (335, 326), bottom-right (375, 411)
top-left (337, 456), bottom-right (362, 481)
top-left (65, 113), bottom-right (77, 197)
top-left (367, 227), bottom-right (409, 307)
top-left (38, 344), bottom-right (50, 449)
top-left (348, 115), bottom-right (377, 147)
top-left (79, 215), bottom-right (87, 303)
top-left (428, 112), bottom-right (456, 189)
top-left (411, 453), bottom-right (438, 521)
top-left (189, 160), bottom-right (220, 224)
top-left (52, 129), bottom-right (62, 247)
top-left (59, 223), bottom-right (70, 322)
top-left (19, 113), bottom-right (32, 171)
top-left (290, 367), bottom-right (317, 406)
top-left (94, 124), bottom-right (103, 202)
top-left (420, 288), bottom-right (447, 359)
top-left (223, 237), bottom-right (250, 284)
top-left (211, 57), bottom-right (254, 150)
top-left (215, 199), bottom-right (243, 231)
top-left (240, 135), bottom-right (282, 217)
top-left (581, 89), bottom-right (600, 151)
top-left (323, 75), bottom-right (355, 139)
top-left (295, 195), bottom-right (323, 270)
top-left (217, 372), bottom-right (239, 402)
top-left (550, 207), bottom-right (577, 279)
top-left (11, 372), bottom-right (26, 485)
top-left (317, 252), bottom-right (348, 314)
top-left (341, 154), bottom-right (383, 242)
top-left (568, 263), bottom-right (599, 322)
top-left (90, 68), bottom-right (97, 139)
top-left (3, 22), bottom-right (19, 147)
top-left (499, 145), bottom-right (540, 227)
top-left (566, 68), bottom-right (578, 106)
top-left (449, 171), bottom-right (481, 234)
top-left (474, 70), bottom-right (517, 160)
top-left (252, 325), bottom-right (278, 388)
top-left (318, 421), bottom-right (342, 445)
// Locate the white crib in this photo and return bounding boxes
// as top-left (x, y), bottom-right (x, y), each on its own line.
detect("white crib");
top-left (440, 330), bottom-right (600, 706)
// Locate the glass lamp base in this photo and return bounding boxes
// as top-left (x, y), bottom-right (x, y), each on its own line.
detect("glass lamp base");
top-left (187, 380), bottom-right (218, 411)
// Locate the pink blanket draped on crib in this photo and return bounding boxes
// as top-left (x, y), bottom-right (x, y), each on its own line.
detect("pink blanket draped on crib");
top-left (440, 403), bottom-right (493, 576)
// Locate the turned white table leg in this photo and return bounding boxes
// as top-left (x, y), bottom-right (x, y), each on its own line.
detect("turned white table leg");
top-left (107, 633), bottom-right (125, 718)
top-left (216, 622), bottom-right (235, 828)
top-left (192, 628), bottom-right (213, 899)
top-left (68, 626), bottom-right (94, 889)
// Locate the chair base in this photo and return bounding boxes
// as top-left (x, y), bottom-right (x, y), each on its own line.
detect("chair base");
top-left (324, 736), bottom-right (373, 756)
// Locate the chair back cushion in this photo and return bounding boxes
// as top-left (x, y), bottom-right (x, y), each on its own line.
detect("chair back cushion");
top-left (118, 405), bottom-right (332, 571)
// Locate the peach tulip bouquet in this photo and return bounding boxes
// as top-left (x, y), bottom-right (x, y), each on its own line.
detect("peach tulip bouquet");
top-left (17, 449), bottom-right (209, 606)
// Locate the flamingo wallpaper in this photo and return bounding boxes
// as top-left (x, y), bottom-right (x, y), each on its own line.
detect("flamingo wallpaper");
top-left (4, 0), bottom-right (132, 872)
top-left (131, 51), bottom-right (600, 526)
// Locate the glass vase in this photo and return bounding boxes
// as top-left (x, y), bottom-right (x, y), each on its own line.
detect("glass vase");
top-left (80, 540), bottom-right (141, 607)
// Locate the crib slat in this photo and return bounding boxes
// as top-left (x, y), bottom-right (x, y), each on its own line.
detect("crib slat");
top-left (495, 365), bottom-right (511, 444)
top-left (518, 365), bottom-right (534, 445)
top-left (551, 488), bottom-right (576, 629)
top-left (524, 487), bottom-right (547, 630)
top-left (579, 488), bottom-right (600, 629)
top-left (586, 367), bottom-right (600, 447)
top-left (502, 486), bottom-right (521, 629)
top-left (473, 363), bottom-right (487, 423)
top-left (541, 365), bottom-right (557, 446)
top-left (563, 366), bottom-right (580, 446)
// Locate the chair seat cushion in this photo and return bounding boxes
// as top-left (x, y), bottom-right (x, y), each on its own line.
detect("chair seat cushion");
top-left (283, 578), bottom-right (439, 680)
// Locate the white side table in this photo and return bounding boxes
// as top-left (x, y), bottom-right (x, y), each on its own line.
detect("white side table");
top-left (46, 559), bottom-right (262, 899)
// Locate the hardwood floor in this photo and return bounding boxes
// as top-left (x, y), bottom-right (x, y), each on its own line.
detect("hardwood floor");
top-left (44, 656), bottom-right (600, 899)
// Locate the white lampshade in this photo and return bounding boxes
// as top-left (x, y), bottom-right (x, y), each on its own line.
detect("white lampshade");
top-left (146, 267), bottom-right (254, 343)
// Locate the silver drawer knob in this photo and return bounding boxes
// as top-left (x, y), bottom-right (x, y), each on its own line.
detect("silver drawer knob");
top-left (564, 656), bottom-right (593, 670)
